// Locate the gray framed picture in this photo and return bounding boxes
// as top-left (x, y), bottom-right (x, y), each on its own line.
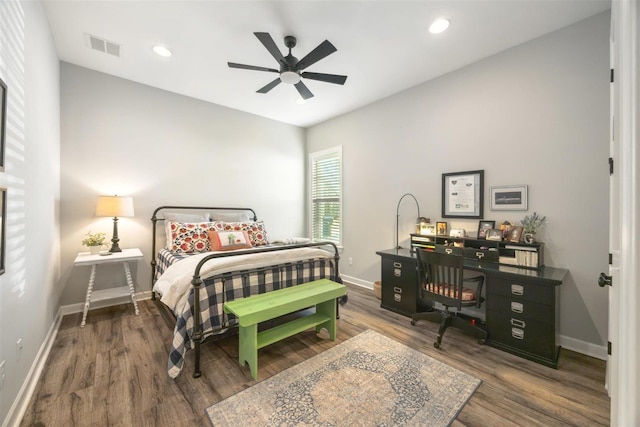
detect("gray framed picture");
top-left (490, 185), bottom-right (528, 211)
top-left (0, 187), bottom-right (5, 275)
top-left (0, 76), bottom-right (6, 172)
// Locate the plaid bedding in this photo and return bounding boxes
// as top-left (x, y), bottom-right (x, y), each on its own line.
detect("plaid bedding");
top-left (165, 255), bottom-right (339, 378)
top-left (154, 248), bottom-right (189, 281)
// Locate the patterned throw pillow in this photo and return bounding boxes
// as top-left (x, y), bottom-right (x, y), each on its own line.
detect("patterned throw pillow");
top-left (208, 230), bottom-right (253, 251)
top-left (213, 221), bottom-right (269, 246)
top-left (168, 222), bottom-right (219, 253)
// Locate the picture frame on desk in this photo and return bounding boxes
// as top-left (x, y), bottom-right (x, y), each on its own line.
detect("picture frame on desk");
top-left (442, 170), bottom-right (484, 219)
top-left (508, 226), bottom-right (524, 243)
top-left (486, 228), bottom-right (503, 241)
top-left (436, 221), bottom-right (448, 236)
top-left (477, 220), bottom-right (495, 239)
top-left (490, 185), bottom-right (528, 211)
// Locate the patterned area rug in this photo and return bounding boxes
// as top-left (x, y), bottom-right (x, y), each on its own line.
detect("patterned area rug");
top-left (206, 329), bottom-right (480, 426)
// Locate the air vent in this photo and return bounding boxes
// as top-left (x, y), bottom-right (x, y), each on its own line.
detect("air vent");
top-left (86, 33), bottom-right (121, 57)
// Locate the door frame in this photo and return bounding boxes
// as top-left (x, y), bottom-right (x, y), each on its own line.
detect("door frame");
top-left (610, 1), bottom-right (640, 424)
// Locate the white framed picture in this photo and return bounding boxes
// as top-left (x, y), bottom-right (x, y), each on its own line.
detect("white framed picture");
top-left (490, 185), bottom-right (528, 211)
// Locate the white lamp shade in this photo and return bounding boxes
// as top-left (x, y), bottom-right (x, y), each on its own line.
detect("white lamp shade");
top-left (95, 196), bottom-right (134, 218)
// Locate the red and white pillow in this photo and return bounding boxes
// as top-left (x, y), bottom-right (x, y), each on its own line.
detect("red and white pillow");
top-left (212, 220), bottom-right (269, 247)
top-left (168, 220), bottom-right (269, 253)
top-left (208, 230), bottom-right (253, 251)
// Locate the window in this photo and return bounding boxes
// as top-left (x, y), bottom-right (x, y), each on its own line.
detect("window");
top-left (309, 146), bottom-right (342, 245)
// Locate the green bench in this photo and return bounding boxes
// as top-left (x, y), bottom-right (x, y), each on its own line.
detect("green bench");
top-left (223, 278), bottom-right (347, 380)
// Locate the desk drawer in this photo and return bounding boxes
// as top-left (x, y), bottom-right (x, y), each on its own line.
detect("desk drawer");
top-left (435, 245), bottom-right (464, 256)
top-left (463, 247), bottom-right (499, 263)
top-left (487, 310), bottom-right (555, 360)
top-left (488, 277), bottom-right (554, 303)
top-left (486, 293), bottom-right (553, 320)
top-left (381, 257), bottom-right (418, 316)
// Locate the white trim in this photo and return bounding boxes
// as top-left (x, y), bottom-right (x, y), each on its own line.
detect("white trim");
top-left (308, 146), bottom-right (343, 246)
top-left (2, 311), bottom-right (63, 427)
top-left (559, 335), bottom-right (607, 361)
top-left (611, 1), bottom-right (640, 424)
top-left (340, 274), bottom-right (373, 290)
top-left (58, 290), bottom-right (152, 316)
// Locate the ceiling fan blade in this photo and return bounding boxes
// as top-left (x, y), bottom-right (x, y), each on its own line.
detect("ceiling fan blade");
top-left (294, 81), bottom-right (314, 100)
top-left (228, 62), bottom-right (279, 73)
top-left (295, 40), bottom-right (337, 71)
top-left (254, 32), bottom-right (288, 68)
top-left (257, 78), bottom-right (282, 94)
top-left (301, 72), bottom-right (347, 85)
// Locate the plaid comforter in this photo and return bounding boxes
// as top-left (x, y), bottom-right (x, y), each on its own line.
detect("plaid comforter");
top-left (164, 255), bottom-right (339, 378)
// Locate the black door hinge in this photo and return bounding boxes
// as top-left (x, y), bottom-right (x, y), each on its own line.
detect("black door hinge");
top-left (609, 253), bottom-right (613, 265)
top-left (608, 341), bottom-right (612, 355)
top-left (611, 69), bottom-right (614, 83)
top-left (609, 157), bottom-right (614, 175)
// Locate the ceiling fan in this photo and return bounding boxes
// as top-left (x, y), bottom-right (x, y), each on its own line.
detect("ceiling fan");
top-left (228, 32), bottom-right (348, 100)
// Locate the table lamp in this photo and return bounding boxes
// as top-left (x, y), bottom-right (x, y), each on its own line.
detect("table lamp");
top-left (95, 195), bottom-right (134, 252)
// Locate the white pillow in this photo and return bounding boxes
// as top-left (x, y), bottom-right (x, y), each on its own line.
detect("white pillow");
top-left (211, 210), bottom-right (254, 222)
top-left (163, 212), bottom-right (211, 249)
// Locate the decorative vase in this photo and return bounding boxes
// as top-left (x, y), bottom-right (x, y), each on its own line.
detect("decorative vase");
top-left (88, 245), bottom-right (101, 255)
top-left (523, 233), bottom-right (536, 244)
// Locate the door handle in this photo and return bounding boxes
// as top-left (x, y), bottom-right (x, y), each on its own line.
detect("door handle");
top-left (598, 272), bottom-right (612, 287)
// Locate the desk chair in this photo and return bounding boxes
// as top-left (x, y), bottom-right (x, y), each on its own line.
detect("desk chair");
top-left (411, 249), bottom-right (487, 348)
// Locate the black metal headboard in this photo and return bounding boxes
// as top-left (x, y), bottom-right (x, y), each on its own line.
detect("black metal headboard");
top-left (150, 205), bottom-right (258, 294)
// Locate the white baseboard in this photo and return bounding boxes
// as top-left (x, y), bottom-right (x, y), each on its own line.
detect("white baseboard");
top-left (340, 274), bottom-right (373, 290)
top-left (58, 290), bottom-right (153, 316)
top-left (559, 335), bottom-right (607, 360)
top-left (2, 310), bottom-right (62, 427)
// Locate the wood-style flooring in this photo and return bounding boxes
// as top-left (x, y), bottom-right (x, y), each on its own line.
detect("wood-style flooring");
top-left (20, 284), bottom-right (610, 426)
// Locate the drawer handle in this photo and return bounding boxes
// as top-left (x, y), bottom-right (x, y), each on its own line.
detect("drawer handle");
top-left (393, 262), bottom-right (402, 268)
top-left (511, 302), bottom-right (524, 313)
top-left (394, 268), bottom-right (401, 277)
top-left (511, 328), bottom-right (524, 340)
top-left (393, 287), bottom-right (402, 294)
top-left (511, 284), bottom-right (524, 296)
top-left (475, 251), bottom-right (485, 259)
top-left (510, 318), bottom-right (526, 328)
top-left (394, 293), bottom-right (402, 302)
top-left (445, 248), bottom-right (453, 254)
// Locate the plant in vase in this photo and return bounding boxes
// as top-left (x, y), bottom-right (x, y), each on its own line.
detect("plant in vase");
top-left (82, 231), bottom-right (106, 254)
top-left (521, 212), bottom-right (546, 243)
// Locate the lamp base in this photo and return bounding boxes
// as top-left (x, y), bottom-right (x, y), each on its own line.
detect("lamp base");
top-left (109, 243), bottom-right (122, 253)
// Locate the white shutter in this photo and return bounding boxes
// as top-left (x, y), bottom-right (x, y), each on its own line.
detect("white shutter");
top-left (309, 147), bottom-right (342, 245)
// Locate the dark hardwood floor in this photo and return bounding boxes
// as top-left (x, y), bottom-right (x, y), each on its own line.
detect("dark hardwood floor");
top-left (20, 284), bottom-right (610, 426)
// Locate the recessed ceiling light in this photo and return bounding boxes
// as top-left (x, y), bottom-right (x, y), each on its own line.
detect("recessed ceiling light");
top-left (429, 18), bottom-right (450, 34)
top-left (153, 45), bottom-right (172, 57)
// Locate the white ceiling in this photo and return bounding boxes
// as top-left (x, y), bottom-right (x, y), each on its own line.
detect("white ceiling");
top-left (43, 0), bottom-right (610, 128)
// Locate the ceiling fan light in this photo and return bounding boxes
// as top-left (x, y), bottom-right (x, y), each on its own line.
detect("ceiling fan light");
top-left (281, 71), bottom-right (301, 84)
top-left (429, 18), bottom-right (450, 34)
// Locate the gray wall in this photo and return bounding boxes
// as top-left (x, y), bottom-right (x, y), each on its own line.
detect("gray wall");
top-left (59, 63), bottom-right (306, 305)
top-left (307, 13), bottom-right (610, 353)
top-left (0, 0), bottom-right (61, 422)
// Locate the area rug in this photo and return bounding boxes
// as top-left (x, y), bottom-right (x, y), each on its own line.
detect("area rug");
top-left (206, 329), bottom-right (481, 426)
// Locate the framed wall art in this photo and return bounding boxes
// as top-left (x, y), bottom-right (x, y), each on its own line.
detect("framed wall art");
top-left (490, 185), bottom-right (528, 211)
top-left (441, 170), bottom-right (484, 219)
top-left (0, 77), bottom-right (6, 172)
top-left (0, 187), bottom-right (5, 275)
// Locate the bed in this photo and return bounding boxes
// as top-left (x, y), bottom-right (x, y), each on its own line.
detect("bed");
top-left (150, 205), bottom-right (344, 378)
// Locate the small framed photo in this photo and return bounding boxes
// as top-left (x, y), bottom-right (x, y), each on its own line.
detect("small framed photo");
top-left (490, 185), bottom-right (528, 211)
top-left (423, 224), bottom-right (437, 236)
top-left (486, 228), bottom-right (503, 241)
top-left (508, 226), bottom-right (524, 243)
top-left (436, 221), bottom-right (448, 236)
top-left (477, 220), bottom-right (495, 239)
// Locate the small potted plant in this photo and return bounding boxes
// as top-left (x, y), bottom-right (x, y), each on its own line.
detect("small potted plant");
top-left (82, 231), bottom-right (106, 254)
top-left (521, 212), bottom-right (546, 244)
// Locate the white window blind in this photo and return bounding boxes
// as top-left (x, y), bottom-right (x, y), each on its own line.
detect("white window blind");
top-left (309, 147), bottom-right (342, 245)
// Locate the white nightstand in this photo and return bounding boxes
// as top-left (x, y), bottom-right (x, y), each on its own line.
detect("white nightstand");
top-left (74, 248), bottom-right (143, 327)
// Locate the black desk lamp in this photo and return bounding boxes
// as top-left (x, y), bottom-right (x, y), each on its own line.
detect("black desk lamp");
top-left (95, 195), bottom-right (134, 252)
top-left (396, 193), bottom-right (427, 249)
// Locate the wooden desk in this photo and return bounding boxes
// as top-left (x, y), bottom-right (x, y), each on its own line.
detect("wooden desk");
top-left (376, 248), bottom-right (569, 368)
top-left (74, 248), bottom-right (143, 327)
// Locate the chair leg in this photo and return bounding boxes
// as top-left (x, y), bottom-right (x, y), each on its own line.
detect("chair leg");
top-left (434, 311), bottom-right (452, 349)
